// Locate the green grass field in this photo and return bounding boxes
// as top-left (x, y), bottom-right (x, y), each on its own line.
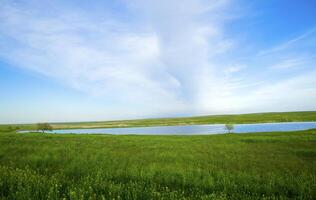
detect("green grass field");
top-left (1, 111), bottom-right (316, 130)
top-left (0, 129), bottom-right (315, 199)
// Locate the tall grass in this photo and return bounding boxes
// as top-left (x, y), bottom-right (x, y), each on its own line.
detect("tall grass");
top-left (0, 130), bottom-right (315, 199)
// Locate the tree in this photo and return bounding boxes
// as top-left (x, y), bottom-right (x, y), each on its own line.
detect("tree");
top-left (37, 123), bottom-right (53, 133)
top-left (225, 124), bottom-right (234, 133)
top-left (7, 126), bottom-right (20, 132)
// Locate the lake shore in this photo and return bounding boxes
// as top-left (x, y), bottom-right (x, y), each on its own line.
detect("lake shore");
top-left (1, 111), bottom-right (316, 130)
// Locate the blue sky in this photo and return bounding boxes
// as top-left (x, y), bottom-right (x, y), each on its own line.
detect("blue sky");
top-left (0, 0), bottom-right (316, 123)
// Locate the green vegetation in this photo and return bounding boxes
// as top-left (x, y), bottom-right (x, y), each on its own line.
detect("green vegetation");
top-left (224, 124), bottom-right (234, 133)
top-left (36, 123), bottom-right (53, 132)
top-left (0, 129), bottom-right (315, 199)
top-left (1, 111), bottom-right (316, 130)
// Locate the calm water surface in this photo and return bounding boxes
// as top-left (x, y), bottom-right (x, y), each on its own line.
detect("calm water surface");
top-left (21, 122), bottom-right (316, 135)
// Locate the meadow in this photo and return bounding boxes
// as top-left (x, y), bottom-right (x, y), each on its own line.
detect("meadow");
top-left (0, 129), bottom-right (315, 199)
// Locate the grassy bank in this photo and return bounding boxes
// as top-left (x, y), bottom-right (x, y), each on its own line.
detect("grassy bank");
top-left (0, 130), bottom-right (315, 199)
top-left (1, 111), bottom-right (316, 130)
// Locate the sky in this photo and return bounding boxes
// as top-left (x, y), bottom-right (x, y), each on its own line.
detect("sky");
top-left (0, 0), bottom-right (316, 124)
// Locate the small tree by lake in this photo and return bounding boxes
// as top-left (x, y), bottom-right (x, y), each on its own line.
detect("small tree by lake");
top-left (9, 126), bottom-right (20, 132)
top-left (225, 124), bottom-right (234, 133)
top-left (37, 123), bottom-right (53, 133)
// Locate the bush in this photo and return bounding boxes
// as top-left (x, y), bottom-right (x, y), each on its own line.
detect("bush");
top-left (37, 123), bottom-right (53, 133)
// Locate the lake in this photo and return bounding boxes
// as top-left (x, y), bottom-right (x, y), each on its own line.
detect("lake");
top-left (20, 122), bottom-right (316, 135)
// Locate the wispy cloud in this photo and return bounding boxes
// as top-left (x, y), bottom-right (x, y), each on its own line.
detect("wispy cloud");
top-left (0, 1), bottom-right (184, 110)
top-left (257, 27), bottom-right (316, 57)
top-left (269, 57), bottom-right (311, 70)
top-left (0, 0), bottom-right (315, 121)
top-left (0, 0), bottom-right (238, 115)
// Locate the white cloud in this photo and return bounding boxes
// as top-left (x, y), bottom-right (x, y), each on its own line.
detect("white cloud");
top-left (0, 0), bottom-right (236, 114)
top-left (195, 27), bottom-right (316, 114)
top-left (0, 0), bottom-right (315, 122)
top-left (269, 57), bottom-right (309, 70)
top-left (0, 1), bottom-right (186, 110)
top-left (257, 27), bottom-right (316, 57)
